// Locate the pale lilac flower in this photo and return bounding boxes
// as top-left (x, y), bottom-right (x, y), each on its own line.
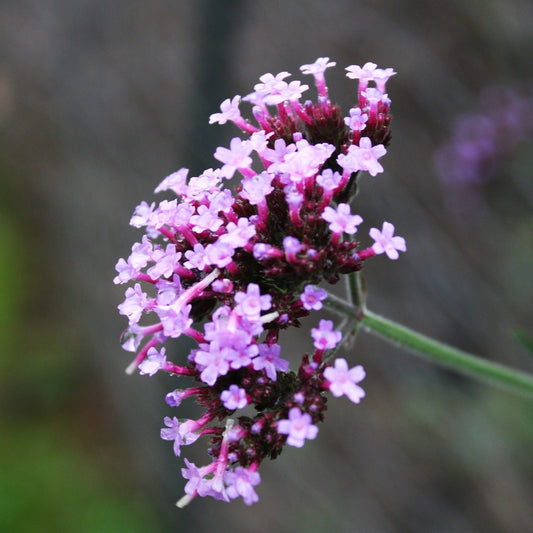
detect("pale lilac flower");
top-left (170, 202), bottom-right (195, 227)
top-left (209, 95), bottom-right (242, 125)
top-left (187, 169), bottom-right (222, 200)
top-left (219, 218), bottom-right (257, 249)
top-left (262, 138), bottom-right (296, 165)
top-left (284, 184), bottom-right (304, 210)
top-left (373, 67), bottom-right (396, 91)
top-left (277, 80), bottom-right (309, 102)
top-left (369, 222), bottom-right (406, 260)
top-left (113, 257), bottom-right (139, 284)
top-left (240, 172), bottom-right (274, 205)
top-left (338, 138), bottom-right (387, 177)
top-left (277, 407), bottom-right (318, 448)
top-left (129, 236), bottom-right (153, 270)
top-left (203, 308), bottom-right (253, 351)
top-left (130, 201), bottom-right (155, 228)
top-left (322, 204), bottom-right (363, 235)
top-left (220, 385), bottom-right (248, 410)
top-left (252, 243), bottom-right (281, 260)
top-left (253, 72), bottom-right (291, 96)
top-left (156, 303), bottom-right (193, 338)
top-left (246, 130), bottom-right (273, 155)
top-left (234, 283), bottom-right (272, 321)
top-left (194, 344), bottom-right (231, 386)
top-left (165, 389), bottom-right (187, 407)
top-left (279, 141), bottom-right (335, 181)
top-left (204, 241), bottom-right (235, 268)
top-left (184, 243), bottom-right (209, 271)
top-left (324, 358), bottom-right (366, 403)
top-left (311, 319), bottom-right (342, 350)
top-left (118, 283), bottom-right (149, 325)
top-left (214, 137), bottom-right (254, 179)
top-left (283, 236), bottom-right (302, 255)
top-left (345, 62), bottom-right (378, 82)
top-left (190, 205), bottom-right (223, 234)
top-left (344, 107), bottom-right (368, 131)
top-left (227, 344), bottom-right (258, 370)
top-left (139, 346), bottom-right (167, 376)
top-left (225, 467), bottom-right (261, 506)
top-left (253, 343), bottom-right (289, 380)
top-left (148, 243), bottom-right (182, 279)
top-left (253, 72), bottom-right (293, 106)
top-left (362, 87), bottom-right (388, 106)
top-left (156, 275), bottom-right (183, 307)
top-left (160, 416), bottom-right (183, 456)
top-left (154, 168), bottom-right (189, 195)
top-left (300, 57), bottom-right (336, 76)
top-left (300, 285), bottom-right (328, 311)
top-left (181, 459), bottom-right (210, 496)
top-left (316, 169), bottom-right (342, 192)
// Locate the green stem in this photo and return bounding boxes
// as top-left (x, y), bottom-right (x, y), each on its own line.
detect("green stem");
top-left (361, 309), bottom-right (533, 398)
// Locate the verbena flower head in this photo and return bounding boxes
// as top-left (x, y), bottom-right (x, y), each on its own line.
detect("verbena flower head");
top-left (115, 57), bottom-right (404, 506)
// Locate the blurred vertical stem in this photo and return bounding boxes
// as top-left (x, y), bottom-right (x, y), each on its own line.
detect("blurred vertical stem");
top-left (324, 273), bottom-right (533, 398)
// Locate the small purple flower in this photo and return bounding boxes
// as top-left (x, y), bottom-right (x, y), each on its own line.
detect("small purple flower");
top-left (204, 241), bottom-right (235, 268)
top-left (194, 344), bottom-right (231, 386)
top-left (129, 201), bottom-right (156, 228)
top-left (160, 416), bottom-right (182, 456)
top-left (118, 283), bottom-right (149, 325)
top-left (227, 344), bottom-right (258, 370)
top-left (190, 205), bottom-right (223, 234)
top-left (154, 168), bottom-right (189, 195)
top-left (344, 107), bottom-right (368, 131)
top-left (165, 389), bottom-right (186, 407)
top-left (139, 347), bottom-right (167, 376)
top-left (300, 56), bottom-right (336, 76)
top-left (253, 343), bottom-right (289, 380)
top-left (345, 62), bottom-right (378, 82)
top-left (240, 172), bottom-right (274, 205)
top-left (155, 303), bottom-right (193, 338)
top-left (212, 278), bottom-right (234, 293)
top-left (129, 236), bottom-right (153, 270)
top-left (300, 285), bottom-right (328, 311)
top-left (219, 218), bottom-right (257, 249)
top-left (184, 243), bottom-right (209, 271)
top-left (224, 467), bottom-right (261, 506)
top-left (147, 244), bottom-right (182, 279)
top-left (283, 236), bottom-right (302, 255)
top-left (324, 358), bottom-right (366, 404)
top-left (234, 283), bottom-right (272, 321)
top-left (316, 169), bottom-right (342, 192)
top-left (220, 385), bottom-right (248, 410)
top-left (214, 137), bottom-right (254, 179)
top-left (337, 138), bottom-right (387, 177)
top-left (181, 459), bottom-right (211, 497)
top-left (369, 222), bottom-right (406, 260)
top-left (311, 319), bottom-right (342, 350)
top-left (277, 407), bottom-right (318, 448)
top-left (209, 95), bottom-right (242, 125)
top-left (321, 204), bottom-right (363, 235)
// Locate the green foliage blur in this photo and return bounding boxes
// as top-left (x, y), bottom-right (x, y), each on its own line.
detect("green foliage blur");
top-left (0, 198), bottom-right (159, 532)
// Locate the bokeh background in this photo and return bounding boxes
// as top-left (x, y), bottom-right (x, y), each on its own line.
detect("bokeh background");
top-left (1, 1), bottom-right (532, 532)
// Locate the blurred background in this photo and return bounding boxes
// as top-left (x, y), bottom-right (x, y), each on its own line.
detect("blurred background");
top-left (1, 1), bottom-right (532, 532)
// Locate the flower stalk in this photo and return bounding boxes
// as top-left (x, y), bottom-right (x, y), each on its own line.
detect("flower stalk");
top-left (323, 275), bottom-right (533, 398)
top-left (360, 308), bottom-right (533, 398)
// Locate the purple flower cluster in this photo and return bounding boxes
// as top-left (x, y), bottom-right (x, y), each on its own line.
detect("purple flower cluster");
top-left (435, 85), bottom-right (533, 189)
top-left (115, 58), bottom-right (405, 506)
